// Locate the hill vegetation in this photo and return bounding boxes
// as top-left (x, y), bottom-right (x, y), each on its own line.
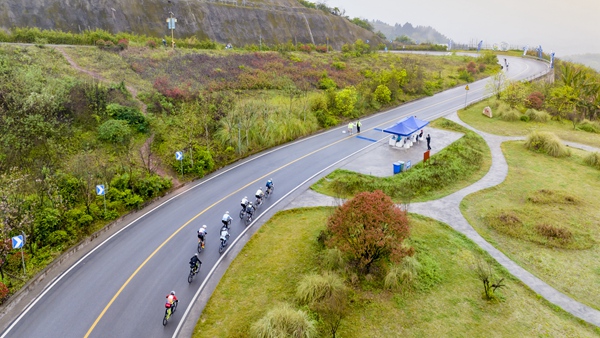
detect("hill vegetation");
top-left (0, 0), bottom-right (381, 50)
top-left (0, 40), bottom-right (500, 300)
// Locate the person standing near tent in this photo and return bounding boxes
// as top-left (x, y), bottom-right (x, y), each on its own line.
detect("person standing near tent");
top-left (356, 120), bottom-right (362, 133)
top-left (426, 134), bottom-right (431, 150)
top-left (347, 122), bottom-right (354, 135)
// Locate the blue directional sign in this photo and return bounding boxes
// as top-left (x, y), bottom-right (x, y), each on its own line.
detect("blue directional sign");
top-left (12, 235), bottom-right (24, 249)
top-left (405, 160), bottom-right (412, 170)
top-left (96, 184), bottom-right (105, 196)
top-left (175, 151), bottom-right (183, 161)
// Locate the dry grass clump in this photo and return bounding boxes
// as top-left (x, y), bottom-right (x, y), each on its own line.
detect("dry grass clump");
top-left (524, 131), bottom-right (571, 157)
top-left (535, 224), bottom-right (573, 242)
top-left (526, 189), bottom-right (580, 205)
top-left (296, 272), bottom-right (345, 305)
top-left (525, 109), bottom-right (550, 122)
top-left (577, 119), bottom-right (600, 133)
top-left (485, 211), bottom-right (523, 237)
top-left (384, 256), bottom-right (421, 291)
top-left (498, 108), bottom-right (521, 122)
top-left (250, 303), bottom-right (317, 338)
top-left (584, 152), bottom-right (600, 170)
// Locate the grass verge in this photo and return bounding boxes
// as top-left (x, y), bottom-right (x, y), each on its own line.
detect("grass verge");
top-left (458, 98), bottom-right (600, 148)
top-left (195, 207), bottom-right (599, 337)
top-left (462, 141), bottom-right (600, 310)
top-left (311, 118), bottom-right (491, 202)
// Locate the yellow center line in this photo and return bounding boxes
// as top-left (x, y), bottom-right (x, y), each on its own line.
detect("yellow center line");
top-left (84, 85), bottom-right (472, 337)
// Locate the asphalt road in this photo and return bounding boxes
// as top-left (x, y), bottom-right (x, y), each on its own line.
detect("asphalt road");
top-left (0, 55), bottom-right (549, 338)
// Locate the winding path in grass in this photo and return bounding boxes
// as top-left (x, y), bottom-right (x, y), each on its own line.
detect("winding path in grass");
top-left (297, 111), bottom-right (600, 327)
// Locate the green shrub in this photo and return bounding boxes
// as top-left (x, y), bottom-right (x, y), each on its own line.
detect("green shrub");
top-left (250, 303), bottom-right (317, 338)
top-left (97, 119), bottom-right (131, 144)
top-left (373, 84), bottom-right (391, 104)
top-left (499, 109), bottom-right (521, 121)
top-left (296, 272), bottom-right (345, 305)
top-left (133, 174), bottom-right (172, 199)
top-left (331, 61), bottom-right (346, 70)
top-left (584, 152), bottom-right (600, 169)
top-left (317, 73), bottom-right (337, 90)
top-left (524, 131), bottom-right (571, 157)
top-left (47, 230), bottom-right (69, 246)
top-left (106, 103), bottom-right (149, 133)
top-left (334, 86), bottom-right (358, 117)
top-left (520, 115), bottom-right (530, 122)
top-left (577, 119), bottom-right (600, 133)
top-left (525, 109), bottom-right (550, 122)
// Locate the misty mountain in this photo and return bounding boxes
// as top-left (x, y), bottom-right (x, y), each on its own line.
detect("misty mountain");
top-left (371, 20), bottom-right (449, 44)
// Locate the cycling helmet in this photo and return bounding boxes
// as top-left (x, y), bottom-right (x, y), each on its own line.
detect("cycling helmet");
top-left (170, 291), bottom-right (175, 295)
top-left (226, 211), bottom-right (229, 214)
top-left (195, 253), bottom-right (198, 257)
top-left (249, 201), bottom-right (253, 205)
top-left (202, 224), bottom-right (207, 229)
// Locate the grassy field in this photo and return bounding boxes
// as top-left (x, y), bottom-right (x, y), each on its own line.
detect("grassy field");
top-left (458, 98), bottom-right (600, 148)
top-left (311, 118), bottom-right (492, 203)
top-left (195, 207), bottom-right (598, 337)
top-left (462, 141), bottom-right (600, 310)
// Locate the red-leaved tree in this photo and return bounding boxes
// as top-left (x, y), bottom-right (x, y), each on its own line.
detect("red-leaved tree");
top-left (326, 190), bottom-right (412, 273)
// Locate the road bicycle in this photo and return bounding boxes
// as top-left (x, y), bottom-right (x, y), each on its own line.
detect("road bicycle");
top-left (162, 301), bottom-right (178, 326)
top-left (264, 185), bottom-right (274, 199)
top-left (197, 238), bottom-right (205, 253)
top-left (188, 262), bottom-right (200, 283)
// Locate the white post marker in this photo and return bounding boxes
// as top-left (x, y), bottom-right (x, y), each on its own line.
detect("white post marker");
top-left (464, 85), bottom-right (469, 108)
top-left (176, 151), bottom-right (184, 174)
top-left (96, 184), bottom-right (106, 214)
top-left (12, 234), bottom-right (26, 275)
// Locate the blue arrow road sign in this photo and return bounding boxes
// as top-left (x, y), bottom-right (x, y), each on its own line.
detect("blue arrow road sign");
top-left (175, 151), bottom-right (183, 161)
top-left (96, 185), bottom-right (105, 196)
top-left (12, 235), bottom-right (24, 249)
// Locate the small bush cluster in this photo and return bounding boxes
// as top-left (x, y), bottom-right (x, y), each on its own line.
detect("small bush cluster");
top-left (577, 119), bottom-right (600, 133)
top-left (524, 91), bottom-right (545, 110)
top-left (535, 224), bottom-right (573, 242)
top-left (498, 108), bottom-right (521, 121)
top-left (525, 109), bottom-right (550, 122)
top-left (526, 189), bottom-right (579, 205)
top-left (584, 152), bottom-right (600, 170)
top-left (524, 131), bottom-right (571, 157)
top-left (486, 211), bottom-right (523, 237)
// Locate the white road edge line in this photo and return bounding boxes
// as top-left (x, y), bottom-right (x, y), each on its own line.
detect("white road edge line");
top-left (173, 131), bottom-right (388, 337)
top-left (0, 81), bottom-right (425, 337)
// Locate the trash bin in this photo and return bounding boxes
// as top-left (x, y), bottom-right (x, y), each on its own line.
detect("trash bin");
top-left (398, 161), bottom-right (405, 172)
top-left (393, 162), bottom-right (401, 174)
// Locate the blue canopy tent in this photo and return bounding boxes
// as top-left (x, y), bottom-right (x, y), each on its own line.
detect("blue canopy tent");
top-left (383, 116), bottom-right (429, 136)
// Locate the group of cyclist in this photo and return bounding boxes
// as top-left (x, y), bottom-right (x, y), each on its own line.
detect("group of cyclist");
top-left (166, 179), bottom-right (274, 321)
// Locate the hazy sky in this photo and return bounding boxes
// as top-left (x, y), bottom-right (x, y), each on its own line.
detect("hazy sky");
top-left (324, 0), bottom-right (600, 56)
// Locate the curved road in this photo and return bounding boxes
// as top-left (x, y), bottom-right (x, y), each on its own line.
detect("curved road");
top-left (1, 55), bottom-right (549, 338)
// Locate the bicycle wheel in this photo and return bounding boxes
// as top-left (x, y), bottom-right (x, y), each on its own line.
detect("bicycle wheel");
top-left (245, 215), bottom-right (252, 225)
top-left (197, 241), bottom-right (203, 253)
top-left (163, 309), bottom-right (170, 326)
top-left (219, 242), bottom-right (225, 254)
top-left (239, 209), bottom-right (245, 219)
top-left (188, 270), bottom-right (194, 283)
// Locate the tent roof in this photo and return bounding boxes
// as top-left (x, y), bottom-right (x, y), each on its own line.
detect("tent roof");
top-left (382, 116), bottom-right (430, 136)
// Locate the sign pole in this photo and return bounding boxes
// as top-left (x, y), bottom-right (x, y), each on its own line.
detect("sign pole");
top-left (103, 182), bottom-right (107, 215)
top-left (20, 232), bottom-right (26, 276)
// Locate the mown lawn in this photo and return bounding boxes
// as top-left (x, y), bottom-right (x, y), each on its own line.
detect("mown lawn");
top-left (458, 98), bottom-right (600, 148)
top-left (195, 207), bottom-right (598, 337)
top-left (311, 118), bottom-right (492, 203)
top-left (462, 141), bottom-right (600, 310)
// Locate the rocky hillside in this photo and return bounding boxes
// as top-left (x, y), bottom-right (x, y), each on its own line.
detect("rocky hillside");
top-left (0, 0), bottom-right (381, 48)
